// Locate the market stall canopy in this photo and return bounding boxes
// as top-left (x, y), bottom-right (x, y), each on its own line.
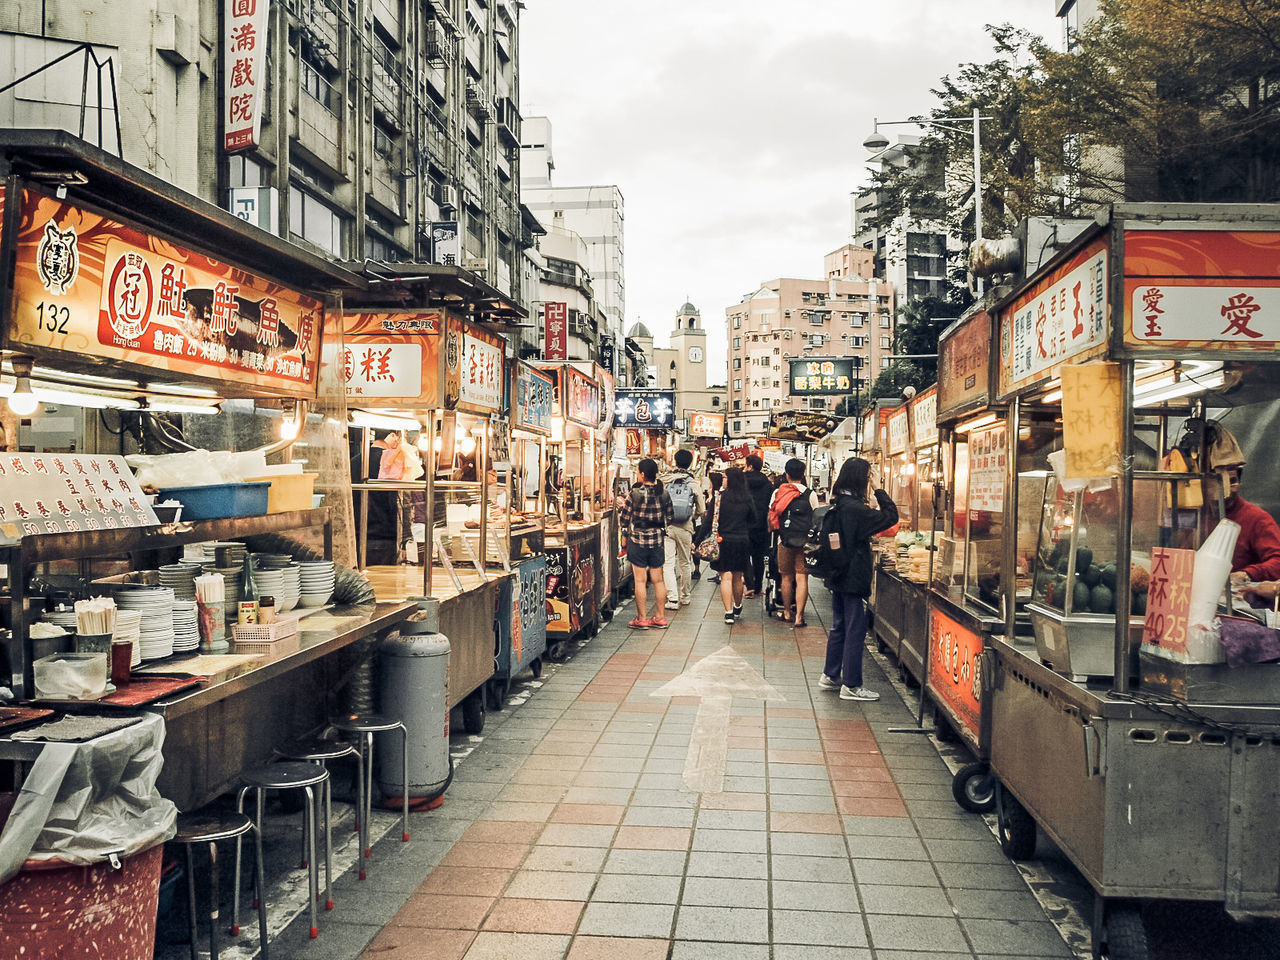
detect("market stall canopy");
top-left (343, 261), bottom-right (529, 328)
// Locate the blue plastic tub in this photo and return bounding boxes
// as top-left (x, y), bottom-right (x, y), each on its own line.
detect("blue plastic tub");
top-left (157, 482), bottom-right (270, 520)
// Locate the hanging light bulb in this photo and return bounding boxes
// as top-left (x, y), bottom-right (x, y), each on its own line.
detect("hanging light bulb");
top-left (416, 432), bottom-right (431, 451)
top-left (460, 435), bottom-right (477, 455)
top-left (279, 401), bottom-right (302, 440)
top-left (7, 356), bottom-right (38, 416)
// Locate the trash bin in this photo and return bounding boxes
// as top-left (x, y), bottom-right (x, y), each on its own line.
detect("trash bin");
top-left (0, 713), bottom-right (177, 959)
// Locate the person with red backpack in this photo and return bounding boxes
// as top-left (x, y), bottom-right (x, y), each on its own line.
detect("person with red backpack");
top-left (768, 458), bottom-right (820, 627)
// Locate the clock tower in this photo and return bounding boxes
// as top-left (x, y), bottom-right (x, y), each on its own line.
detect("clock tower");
top-left (670, 301), bottom-right (707, 393)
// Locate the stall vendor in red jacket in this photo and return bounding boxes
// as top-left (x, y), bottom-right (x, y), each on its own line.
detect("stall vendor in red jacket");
top-left (1206, 465), bottom-right (1280, 584)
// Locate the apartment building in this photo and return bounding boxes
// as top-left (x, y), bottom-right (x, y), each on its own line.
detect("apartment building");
top-left (725, 271), bottom-right (895, 440)
top-left (0, 0), bottom-right (529, 299)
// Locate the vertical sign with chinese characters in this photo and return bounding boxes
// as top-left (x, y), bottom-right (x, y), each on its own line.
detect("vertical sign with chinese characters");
top-left (937, 310), bottom-right (991, 419)
top-left (459, 323), bottom-right (505, 414)
top-left (544, 302), bottom-right (568, 360)
top-left (887, 408), bottom-right (910, 455)
top-left (967, 425), bottom-right (1006, 513)
top-left (928, 609), bottom-right (984, 743)
top-left (224, 0), bottom-right (271, 153)
top-left (1141, 547), bottom-right (1195, 661)
top-left (1061, 362), bottom-right (1123, 478)
top-left (430, 222), bottom-right (460, 266)
top-left (910, 388), bottom-right (938, 448)
top-left (0, 455), bottom-right (159, 537)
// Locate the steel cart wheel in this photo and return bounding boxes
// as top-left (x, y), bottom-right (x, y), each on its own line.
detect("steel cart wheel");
top-left (952, 761), bottom-right (996, 813)
top-left (462, 689), bottom-right (486, 735)
top-left (487, 677), bottom-right (509, 711)
top-left (530, 657), bottom-right (543, 679)
top-left (995, 781), bottom-right (1036, 859)
top-left (1098, 902), bottom-right (1149, 960)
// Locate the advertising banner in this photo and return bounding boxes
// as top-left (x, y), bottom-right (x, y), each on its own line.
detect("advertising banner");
top-left (460, 323), bottom-right (504, 413)
top-left (689, 411), bottom-right (724, 438)
top-left (224, 0), bottom-right (271, 153)
top-left (788, 357), bottom-right (859, 395)
top-left (928, 609), bottom-right (984, 743)
top-left (910, 388), bottom-right (938, 448)
top-left (998, 238), bottom-right (1108, 397)
top-left (564, 366), bottom-right (599, 428)
top-left (613, 390), bottom-right (675, 430)
top-left (769, 410), bottom-right (840, 442)
top-left (544, 302), bottom-right (568, 360)
top-left (937, 311), bottom-right (991, 419)
top-left (0, 454), bottom-right (159, 538)
top-left (9, 187), bottom-right (322, 397)
top-left (342, 312), bottom-right (440, 405)
top-left (514, 363), bottom-right (554, 435)
top-left (429, 222), bottom-right (460, 266)
top-left (1141, 547), bottom-right (1195, 661)
top-left (717, 444), bottom-right (751, 462)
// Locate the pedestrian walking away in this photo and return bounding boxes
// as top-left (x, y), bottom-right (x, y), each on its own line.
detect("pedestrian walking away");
top-left (697, 471), bottom-right (724, 584)
top-left (743, 454), bottom-right (774, 596)
top-left (711, 466), bottom-right (759, 623)
top-left (768, 456), bottom-right (820, 627)
top-left (620, 457), bottom-right (675, 629)
top-left (818, 456), bottom-right (898, 702)
top-left (660, 448), bottom-right (705, 609)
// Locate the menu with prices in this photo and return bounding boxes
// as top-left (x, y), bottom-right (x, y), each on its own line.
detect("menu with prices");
top-left (0, 454), bottom-right (159, 538)
top-left (968, 425), bottom-right (1006, 513)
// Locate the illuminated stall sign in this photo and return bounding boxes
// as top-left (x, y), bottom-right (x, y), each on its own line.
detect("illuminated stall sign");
top-left (614, 390), bottom-right (675, 430)
top-left (564, 367), bottom-right (599, 428)
top-left (788, 357), bottom-right (857, 395)
top-left (689, 411), bottom-right (724, 438)
top-left (886, 408), bottom-right (910, 455)
top-left (442, 318), bottom-right (505, 415)
top-left (342, 313), bottom-right (440, 404)
top-left (910, 388), bottom-right (938, 447)
top-left (9, 187), bottom-right (323, 397)
top-left (514, 363), bottom-right (554, 435)
top-left (1124, 229), bottom-right (1280, 350)
top-left (769, 411), bottom-right (839, 442)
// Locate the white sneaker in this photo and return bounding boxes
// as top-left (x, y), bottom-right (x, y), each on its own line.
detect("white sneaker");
top-left (665, 600), bottom-right (680, 610)
top-left (840, 685), bottom-right (880, 702)
top-left (817, 674), bottom-right (839, 690)
top-left (680, 598), bottom-right (691, 606)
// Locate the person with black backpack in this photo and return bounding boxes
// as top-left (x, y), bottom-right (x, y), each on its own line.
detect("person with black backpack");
top-left (816, 456), bottom-right (898, 702)
top-left (767, 458), bottom-right (819, 627)
top-left (659, 448), bottom-right (705, 610)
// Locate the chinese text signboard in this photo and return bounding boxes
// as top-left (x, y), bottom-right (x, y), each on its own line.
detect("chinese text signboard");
top-left (689, 411), bottom-right (724, 438)
top-left (224, 0), bottom-right (270, 153)
top-left (0, 455), bottom-right (159, 539)
top-left (788, 357), bottom-right (859, 395)
top-left (564, 367), bottom-right (599, 428)
top-left (769, 411), bottom-right (839, 442)
top-left (544, 302), bottom-right (568, 360)
top-left (968, 425), bottom-right (1006, 513)
top-left (10, 187), bottom-right (322, 397)
top-left (717, 444), bottom-right (751, 463)
top-left (514, 363), bottom-right (554, 435)
top-left (937, 311), bottom-right (991, 418)
top-left (460, 323), bottom-right (504, 413)
top-left (1124, 230), bottom-right (1280, 350)
top-left (1141, 547), bottom-right (1195, 661)
top-left (929, 609), bottom-right (984, 743)
top-left (998, 239), bottom-right (1108, 398)
top-left (342, 313), bottom-right (440, 404)
top-left (614, 390), bottom-right (675, 430)
top-left (595, 366), bottom-right (615, 431)
top-left (1061, 362), bottom-right (1123, 478)
top-left (887, 408), bottom-right (910, 455)
top-left (910, 388), bottom-right (938, 448)
top-left (430, 222), bottom-right (459, 266)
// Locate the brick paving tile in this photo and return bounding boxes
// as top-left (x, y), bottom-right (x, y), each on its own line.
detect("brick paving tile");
top-left (360, 926), bottom-right (476, 959)
top-left (613, 825), bottom-right (693, 850)
top-left (482, 898), bottom-right (585, 934)
top-left (459, 820), bottom-right (546, 845)
top-left (769, 811), bottom-right (844, 834)
top-left (460, 931), bottom-right (572, 960)
top-left (550, 803), bottom-right (627, 825)
top-left (565, 935), bottom-right (671, 960)
top-left (440, 841), bottom-right (530, 869)
top-left (836, 795), bottom-right (909, 817)
top-left (697, 792), bottom-right (767, 811)
top-left (417, 867), bottom-right (514, 898)
top-left (392, 893), bottom-right (494, 929)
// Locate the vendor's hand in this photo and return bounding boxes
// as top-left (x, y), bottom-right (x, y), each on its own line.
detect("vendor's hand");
top-left (1242, 581), bottom-right (1280, 607)
top-left (1230, 570), bottom-right (1249, 587)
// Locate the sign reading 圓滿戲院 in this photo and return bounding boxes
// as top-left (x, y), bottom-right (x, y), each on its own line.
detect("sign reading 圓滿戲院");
top-left (224, 0), bottom-right (271, 153)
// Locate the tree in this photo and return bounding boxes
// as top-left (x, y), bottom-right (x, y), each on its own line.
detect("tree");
top-left (1028, 0), bottom-right (1280, 203)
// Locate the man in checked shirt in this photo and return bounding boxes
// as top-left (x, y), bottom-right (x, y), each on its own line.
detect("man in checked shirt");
top-left (621, 457), bottom-right (675, 629)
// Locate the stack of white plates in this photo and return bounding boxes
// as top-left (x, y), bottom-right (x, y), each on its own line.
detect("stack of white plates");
top-left (160, 562), bottom-right (202, 600)
top-left (298, 560), bottom-right (336, 607)
top-left (201, 542), bottom-right (247, 567)
top-left (171, 599), bottom-right (199, 653)
top-left (114, 610), bottom-right (143, 668)
top-left (253, 568), bottom-right (286, 606)
top-left (277, 564), bottom-right (301, 612)
top-left (116, 586), bottom-right (176, 660)
top-left (42, 606), bottom-right (79, 632)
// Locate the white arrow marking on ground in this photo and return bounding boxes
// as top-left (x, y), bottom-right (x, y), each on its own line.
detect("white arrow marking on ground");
top-left (651, 645), bottom-right (784, 794)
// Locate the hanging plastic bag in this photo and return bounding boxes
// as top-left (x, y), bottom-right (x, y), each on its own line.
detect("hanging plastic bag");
top-left (1161, 448), bottom-right (1203, 509)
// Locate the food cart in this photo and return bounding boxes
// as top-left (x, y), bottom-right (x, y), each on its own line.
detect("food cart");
top-left (0, 132), bottom-right (416, 809)
top-left (539, 363), bottom-right (603, 649)
top-left (345, 308), bottom-right (520, 733)
top-left (985, 204), bottom-right (1280, 959)
top-left (587, 364), bottom-right (618, 621)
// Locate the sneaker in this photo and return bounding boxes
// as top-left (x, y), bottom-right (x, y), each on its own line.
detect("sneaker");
top-left (680, 598), bottom-right (691, 606)
top-left (840, 685), bottom-right (880, 702)
top-left (665, 600), bottom-right (680, 610)
top-left (628, 617), bottom-right (651, 629)
top-left (649, 616), bottom-right (669, 628)
top-left (691, 570), bottom-right (702, 581)
top-left (732, 604), bottom-right (743, 617)
top-left (818, 674), bottom-right (840, 690)
top-left (724, 612), bottom-right (735, 624)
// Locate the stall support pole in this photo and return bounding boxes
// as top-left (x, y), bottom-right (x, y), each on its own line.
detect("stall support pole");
top-left (358, 427), bottom-right (371, 571)
top-left (479, 419), bottom-right (489, 568)
top-left (423, 418), bottom-right (437, 599)
top-left (1002, 398), bottom-right (1021, 645)
top-left (1113, 363), bottom-right (1135, 691)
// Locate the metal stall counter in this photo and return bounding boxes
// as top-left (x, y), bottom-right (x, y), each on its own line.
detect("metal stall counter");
top-left (983, 204), bottom-right (1280, 959)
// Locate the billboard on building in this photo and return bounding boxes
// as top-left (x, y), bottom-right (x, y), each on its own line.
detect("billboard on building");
top-left (430, 222), bottom-right (460, 267)
top-left (544, 302), bottom-right (568, 360)
top-left (688, 411), bottom-right (724, 438)
top-left (788, 357), bottom-right (861, 395)
top-left (224, 0), bottom-right (271, 153)
top-left (614, 390), bottom-right (675, 430)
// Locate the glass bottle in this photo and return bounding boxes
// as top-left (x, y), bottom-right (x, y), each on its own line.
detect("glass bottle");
top-left (237, 554), bottom-right (259, 624)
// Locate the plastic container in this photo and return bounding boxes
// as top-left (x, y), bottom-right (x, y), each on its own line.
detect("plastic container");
top-left (245, 473), bottom-right (318, 514)
top-left (156, 482), bottom-right (270, 521)
top-left (33, 652), bottom-right (108, 700)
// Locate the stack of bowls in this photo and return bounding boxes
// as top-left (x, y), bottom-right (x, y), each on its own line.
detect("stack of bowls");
top-left (159, 562), bottom-right (202, 600)
top-left (201, 541), bottom-right (247, 567)
top-left (253, 567), bottom-right (286, 608)
top-left (298, 561), bottom-right (336, 607)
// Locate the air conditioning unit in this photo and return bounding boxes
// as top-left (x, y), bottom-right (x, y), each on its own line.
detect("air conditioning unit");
top-left (439, 184), bottom-right (459, 210)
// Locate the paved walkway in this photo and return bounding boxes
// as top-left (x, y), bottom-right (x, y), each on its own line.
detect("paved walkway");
top-left (260, 574), bottom-right (1077, 960)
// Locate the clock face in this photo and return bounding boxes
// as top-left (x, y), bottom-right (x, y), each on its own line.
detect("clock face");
top-left (689, 347), bottom-right (703, 363)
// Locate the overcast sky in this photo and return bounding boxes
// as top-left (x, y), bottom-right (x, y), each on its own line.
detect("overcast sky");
top-left (519, 1), bottom-right (1063, 380)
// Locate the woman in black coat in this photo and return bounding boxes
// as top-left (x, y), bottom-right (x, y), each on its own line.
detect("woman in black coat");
top-left (711, 467), bottom-right (759, 623)
top-left (819, 457), bottom-right (898, 702)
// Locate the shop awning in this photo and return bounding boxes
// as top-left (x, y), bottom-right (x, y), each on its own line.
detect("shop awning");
top-left (343, 261), bottom-right (530, 327)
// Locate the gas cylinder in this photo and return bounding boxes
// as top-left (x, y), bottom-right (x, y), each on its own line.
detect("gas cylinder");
top-left (378, 598), bottom-right (451, 798)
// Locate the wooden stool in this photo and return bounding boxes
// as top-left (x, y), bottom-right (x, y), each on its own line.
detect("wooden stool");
top-left (172, 811), bottom-right (268, 960)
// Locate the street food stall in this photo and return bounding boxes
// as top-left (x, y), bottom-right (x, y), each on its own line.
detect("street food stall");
top-left (539, 363), bottom-right (602, 648)
top-left (0, 132), bottom-right (416, 810)
top-left (344, 307), bottom-right (521, 733)
top-left (587, 364), bottom-right (618, 621)
top-left (985, 204), bottom-right (1280, 959)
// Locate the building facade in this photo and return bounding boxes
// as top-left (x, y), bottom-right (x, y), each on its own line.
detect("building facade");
top-left (628, 304), bottom-right (725, 437)
top-left (530, 219), bottom-right (606, 363)
top-left (0, 0), bottom-right (529, 299)
top-left (725, 273), bottom-right (895, 440)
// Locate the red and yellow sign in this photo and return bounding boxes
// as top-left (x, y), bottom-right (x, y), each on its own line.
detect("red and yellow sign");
top-left (448, 317), bottom-right (505, 415)
top-left (937, 310), bottom-right (991, 419)
top-left (564, 366), bottom-right (599, 428)
top-left (342, 312), bottom-right (440, 405)
top-left (9, 187), bottom-right (322, 396)
top-left (1141, 546), bottom-right (1195, 660)
top-left (928, 609), bottom-right (983, 743)
top-left (1123, 229), bottom-right (1280, 351)
top-left (689, 411), bottom-right (724, 438)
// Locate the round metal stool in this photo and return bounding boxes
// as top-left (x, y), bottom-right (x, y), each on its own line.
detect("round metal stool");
top-left (173, 811), bottom-right (268, 960)
top-left (232, 761), bottom-right (330, 940)
top-left (275, 736), bottom-right (362, 902)
top-left (327, 713), bottom-right (409, 879)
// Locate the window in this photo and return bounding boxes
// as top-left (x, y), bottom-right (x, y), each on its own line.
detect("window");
top-left (880, 314), bottom-right (892, 328)
top-left (228, 155), bottom-right (265, 188)
top-left (302, 59), bottom-right (339, 115)
top-left (733, 336), bottom-right (741, 349)
top-left (852, 315), bottom-right (864, 327)
top-left (289, 185), bottom-right (346, 257)
top-left (712, 396), bottom-right (720, 406)
top-left (733, 316), bottom-right (742, 329)
top-left (734, 378), bottom-right (742, 391)
top-left (733, 358), bottom-right (741, 370)
top-left (881, 357), bottom-right (891, 369)
top-left (760, 311), bottom-right (773, 325)
top-left (809, 313), bottom-right (824, 326)
top-left (880, 335), bottom-right (890, 348)
top-left (752, 400), bottom-right (760, 408)
top-left (811, 334), bottom-right (824, 347)
top-left (733, 401), bottom-right (741, 410)
top-left (733, 420), bottom-right (741, 431)
top-left (852, 336), bottom-right (865, 348)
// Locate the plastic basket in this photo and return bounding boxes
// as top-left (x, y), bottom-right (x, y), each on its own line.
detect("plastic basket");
top-left (231, 616), bottom-right (299, 644)
top-left (156, 483), bottom-right (270, 521)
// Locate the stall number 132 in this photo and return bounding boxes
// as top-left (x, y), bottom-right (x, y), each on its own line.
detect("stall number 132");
top-left (36, 302), bottom-right (71, 334)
